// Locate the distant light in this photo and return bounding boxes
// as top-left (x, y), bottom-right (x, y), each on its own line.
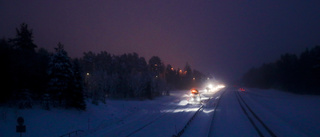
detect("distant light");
top-left (155, 64), bottom-right (158, 67)
top-left (207, 78), bottom-right (210, 80)
top-left (218, 84), bottom-right (226, 89)
top-left (86, 73), bottom-right (90, 76)
top-left (156, 75), bottom-right (158, 78)
top-left (193, 77), bottom-right (196, 80)
top-left (208, 84), bottom-right (213, 89)
top-left (171, 67), bottom-right (174, 71)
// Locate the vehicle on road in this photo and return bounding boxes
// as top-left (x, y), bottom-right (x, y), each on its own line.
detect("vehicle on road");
top-left (189, 88), bottom-right (201, 102)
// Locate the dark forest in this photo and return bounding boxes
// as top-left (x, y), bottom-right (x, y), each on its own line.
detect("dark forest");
top-left (0, 23), bottom-right (209, 110)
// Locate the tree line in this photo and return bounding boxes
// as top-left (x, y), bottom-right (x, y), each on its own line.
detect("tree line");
top-left (0, 23), bottom-right (209, 110)
top-left (241, 46), bottom-right (320, 95)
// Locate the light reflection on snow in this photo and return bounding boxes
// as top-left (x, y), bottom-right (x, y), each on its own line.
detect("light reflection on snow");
top-left (178, 100), bottom-right (189, 106)
top-left (182, 94), bottom-right (190, 97)
top-left (161, 107), bottom-right (200, 113)
top-left (203, 109), bottom-right (215, 113)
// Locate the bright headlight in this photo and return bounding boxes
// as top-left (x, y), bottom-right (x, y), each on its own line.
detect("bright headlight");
top-left (208, 84), bottom-right (213, 89)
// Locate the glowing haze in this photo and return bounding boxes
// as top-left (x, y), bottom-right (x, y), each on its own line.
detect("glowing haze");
top-left (1, 0), bottom-right (320, 82)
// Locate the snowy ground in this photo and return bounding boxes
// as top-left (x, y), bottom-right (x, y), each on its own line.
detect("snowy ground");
top-left (0, 89), bottom-right (217, 137)
top-left (238, 88), bottom-right (320, 136)
top-left (187, 87), bottom-right (320, 137)
top-left (1, 87), bottom-right (320, 137)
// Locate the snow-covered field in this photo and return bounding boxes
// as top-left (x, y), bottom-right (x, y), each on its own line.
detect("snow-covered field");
top-left (206, 88), bottom-right (320, 137)
top-left (239, 88), bottom-right (320, 136)
top-left (1, 87), bottom-right (320, 137)
top-left (0, 89), bottom-right (216, 137)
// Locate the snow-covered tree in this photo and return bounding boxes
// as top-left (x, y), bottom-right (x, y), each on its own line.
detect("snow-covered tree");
top-left (47, 42), bottom-right (74, 107)
top-left (148, 56), bottom-right (166, 96)
top-left (88, 70), bottom-right (111, 105)
top-left (127, 55), bottom-right (150, 98)
top-left (71, 59), bottom-right (86, 110)
top-left (148, 56), bottom-right (164, 78)
top-left (79, 52), bottom-right (174, 101)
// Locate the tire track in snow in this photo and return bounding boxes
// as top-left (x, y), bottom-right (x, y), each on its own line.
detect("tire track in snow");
top-left (172, 89), bottom-right (226, 137)
top-left (125, 93), bottom-right (204, 137)
top-left (206, 89), bottom-right (226, 137)
top-left (235, 90), bottom-right (277, 137)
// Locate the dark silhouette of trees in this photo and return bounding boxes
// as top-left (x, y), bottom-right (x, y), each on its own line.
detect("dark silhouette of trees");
top-left (241, 45), bottom-right (320, 95)
top-left (46, 43), bottom-right (86, 109)
top-left (165, 64), bottom-right (177, 90)
top-left (181, 62), bottom-right (193, 89)
top-left (70, 59), bottom-right (86, 110)
top-left (148, 56), bottom-right (164, 78)
top-left (47, 43), bottom-right (74, 107)
top-left (1, 23), bottom-right (50, 108)
top-left (1, 22), bottom-right (209, 109)
top-left (10, 23), bottom-right (37, 52)
top-left (79, 52), bottom-right (154, 101)
top-left (192, 69), bottom-right (206, 88)
top-left (0, 38), bottom-right (14, 104)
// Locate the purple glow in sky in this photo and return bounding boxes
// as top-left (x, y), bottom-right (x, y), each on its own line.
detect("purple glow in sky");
top-left (1, 0), bottom-right (320, 82)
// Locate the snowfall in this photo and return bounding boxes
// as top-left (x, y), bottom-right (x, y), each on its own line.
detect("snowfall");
top-left (1, 86), bottom-right (320, 137)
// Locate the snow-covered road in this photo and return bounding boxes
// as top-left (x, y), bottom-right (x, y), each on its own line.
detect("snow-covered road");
top-left (183, 88), bottom-right (320, 137)
top-left (82, 87), bottom-right (320, 137)
top-left (208, 89), bottom-right (265, 137)
top-left (205, 88), bottom-right (320, 137)
top-left (83, 89), bottom-right (221, 137)
top-left (240, 88), bottom-right (320, 137)
top-left (2, 87), bottom-right (320, 137)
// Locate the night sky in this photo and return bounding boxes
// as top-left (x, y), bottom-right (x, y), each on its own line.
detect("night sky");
top-left (1, 0), bottom-right (320, 82)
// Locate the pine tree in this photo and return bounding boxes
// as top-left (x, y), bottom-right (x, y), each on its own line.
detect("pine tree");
top-left (148, 56), bottom-right (165, 96)
top-left (8, 23), bottom-right (41, 108)
top-left (10, 23), bottom-right (37, 52)
top-left (148, 56), bottom-right (164, 78)
top-left (47, 42), bottom-right (74, 107)
top-left (70, 59), bottom-right (86, 110)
